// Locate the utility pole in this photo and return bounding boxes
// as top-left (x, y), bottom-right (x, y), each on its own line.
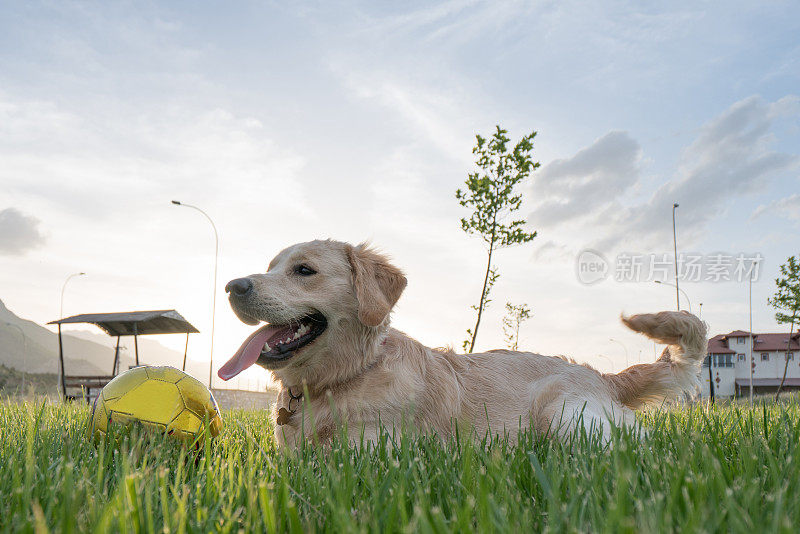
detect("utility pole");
top-left (672, 203), bottom-right (680, 311)
top-left (749, 271), bottom-right (754, 403)
top-left (708, 354), bottom-right (715, 404)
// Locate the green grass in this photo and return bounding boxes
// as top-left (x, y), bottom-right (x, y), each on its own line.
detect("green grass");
top-left (1, 398), bottom-right (799, 533)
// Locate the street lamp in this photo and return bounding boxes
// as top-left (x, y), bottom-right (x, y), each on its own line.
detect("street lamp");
top-left (172, 200), bottom-right (219, 389)
top-left (60, 272), bottom-right (86, 319)
top-left (4, 322), bottom-right (26, 394)
top-left (748, 271), bottom-right (754, 403)
top-left (672, 203), bottom-right (680, 311)
top-left (59, 272), bottom-right (85, 398)
top-left (654, 280), bottom-right (692, 313)
top-left (609, 338), bottom-right (629, 368)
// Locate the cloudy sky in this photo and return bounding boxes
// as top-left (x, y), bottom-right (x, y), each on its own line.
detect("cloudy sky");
top-left (1, 0), bottom-right (798, 387)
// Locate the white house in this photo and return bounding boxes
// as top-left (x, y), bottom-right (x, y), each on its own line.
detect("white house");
top-left (700, 329), bottom-right (800, 398)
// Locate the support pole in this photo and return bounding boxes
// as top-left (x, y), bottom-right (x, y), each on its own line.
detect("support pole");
top-left (672, 203), bottom-right (680, 311)
top-left (708, 355), bottom-right (715, 404)
top-left (183, 332), bottom-right (189, 371)
top-left (58, 324), bottom-right (66, 398)
top-left (134, 323), bottom-right (139, 366)
top-left (112, 336), bottom-right (121, 376)
top-left (749, 272), bottom-right (754, 403)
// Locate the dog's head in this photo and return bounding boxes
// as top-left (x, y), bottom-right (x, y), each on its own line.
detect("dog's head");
top-left (218, 240), bottom-right (406, 386)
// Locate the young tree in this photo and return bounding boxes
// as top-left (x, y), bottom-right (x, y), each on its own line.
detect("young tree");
top-left (456, 125), bottom-right (538, 353)
top-left (503, 302), bottom-right (532, 351)
top-left (768, 255), bottom-right (800, 401)
top-left (462, 268), bottom-right (498, 352)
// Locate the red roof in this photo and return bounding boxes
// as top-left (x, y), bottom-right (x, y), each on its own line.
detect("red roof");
top-left (725, 330), bottom-right (752, 337)
top-left (752, 333), bottom-right (800, 352)
top-left (708, 334), bottom-right (736, 354)
top-left (708, 331), bottom-right (800, 354)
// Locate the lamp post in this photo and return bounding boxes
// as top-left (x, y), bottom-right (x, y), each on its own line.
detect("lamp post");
top-left (4, 322), bottom-right (26, 394)
top-left (609, 338), bottom-right (629, 368)
top-left (60, 272), bottom-right (86, 319)
top-left (748, 270), bottom-right (754, 403)
top-left (172, 200), bottom-right (218, 389)
top-left (59, 272), bottom-right (85, 397)
top-left (672, 203), bottom-right (680, 311)
top-left (698, 302), bottom-right (703, 320)
top-left (654, 280), bottom-right (692, 313)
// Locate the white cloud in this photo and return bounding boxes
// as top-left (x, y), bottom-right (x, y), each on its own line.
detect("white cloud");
top-left (329, 60), bottom-right (478, 164)
top-left (529, 95), bottom-right (800, 254)
top-left (752, 193), bottom-right (800, 222)
top-left (529, 131), bottom-right (642, 227)
top-left (532, 239), bottom-right (571, 262)
top-left (0, 95), bottom-right (307, 222)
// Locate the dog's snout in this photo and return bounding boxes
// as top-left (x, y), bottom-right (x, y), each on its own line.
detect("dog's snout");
top-left (226, 277), bottom-right (253, 297)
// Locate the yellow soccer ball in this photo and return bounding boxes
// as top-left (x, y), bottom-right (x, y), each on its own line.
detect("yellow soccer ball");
top-left (89, 366), bottom-right (223, 443)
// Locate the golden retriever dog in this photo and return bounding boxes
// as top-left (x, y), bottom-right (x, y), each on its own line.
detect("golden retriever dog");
top-left (218, 240), bottom-right (707, 448)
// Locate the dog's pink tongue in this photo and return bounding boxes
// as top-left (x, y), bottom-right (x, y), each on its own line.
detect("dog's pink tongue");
top-left (218, 325), bottom-right (276, 381)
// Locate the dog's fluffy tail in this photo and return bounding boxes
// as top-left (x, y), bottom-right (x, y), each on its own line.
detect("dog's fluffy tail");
top-left (604, 311), bottom-right (708, 410)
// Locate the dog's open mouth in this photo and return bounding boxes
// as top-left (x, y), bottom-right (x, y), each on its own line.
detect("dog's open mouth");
top-left (217, 312), bottom-right (327, 380)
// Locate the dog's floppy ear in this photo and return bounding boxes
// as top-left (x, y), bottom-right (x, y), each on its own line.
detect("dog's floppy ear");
top-left (346, 243), bottom-right (407, 327)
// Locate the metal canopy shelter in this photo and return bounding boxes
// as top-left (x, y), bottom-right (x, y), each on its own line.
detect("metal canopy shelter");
top-left (48, 310), bottom-right (199, 398)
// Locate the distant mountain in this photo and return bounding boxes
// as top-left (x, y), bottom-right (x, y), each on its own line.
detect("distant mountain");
top-left (66, 329), bottom-right (209, 378)
top-left (0, 299), bottom-right (195, 377)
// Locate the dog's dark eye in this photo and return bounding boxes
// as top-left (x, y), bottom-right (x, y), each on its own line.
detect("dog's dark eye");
top-left (295, 264), bottom-right (317, 276)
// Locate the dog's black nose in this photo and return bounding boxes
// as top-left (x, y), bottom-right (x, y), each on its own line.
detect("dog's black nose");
top-left (225, 277), bottom-right (253, 297)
